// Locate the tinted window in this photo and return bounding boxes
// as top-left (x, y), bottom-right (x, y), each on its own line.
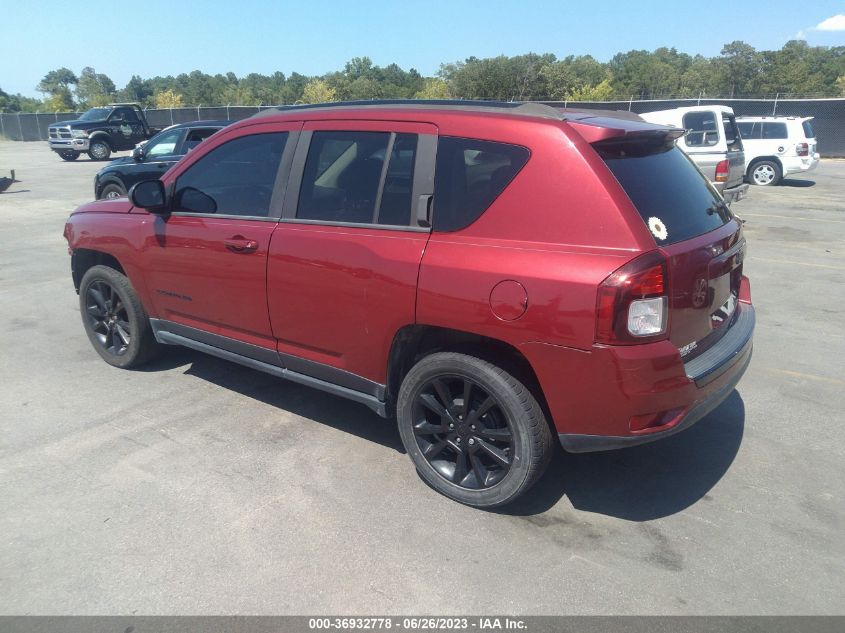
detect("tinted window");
top-left (183, 127), bottom-right (222, 153)
top-left (737, 121), bottom-right (761, 140)
top-left (110, 108), bottom-right (138, 123)
top-left (173, 132), bottom-right (287, 217)
top-left (297, 131), bottom-right (418, 226)
top-left (762, 123), bottom-right (788, 139)
top-left (598, 139), bottom-right (733, 246)
top-left (433, 137), bottom-right (529, 232)
top-left (723, 114), bottom-right (743, 150)
top-left (682, 112), bottom-right (718, 147)
top-left (802, 120), bottom-right (815, 139)
top-left (145, 129), bottom-right (182, 157)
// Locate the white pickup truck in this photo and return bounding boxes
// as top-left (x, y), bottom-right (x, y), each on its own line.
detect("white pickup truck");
top-left (640, 106), bottom-right (749, 204)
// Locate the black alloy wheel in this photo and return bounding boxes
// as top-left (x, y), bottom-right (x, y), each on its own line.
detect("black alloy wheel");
top-left (412, 375), bottom-right (515, 490)
top-left (84, 279), bottom-right (131, 356)
top-left (397, 352), bottom-right (553, 507)
top-left (78, 265), bottom-right (159, 368)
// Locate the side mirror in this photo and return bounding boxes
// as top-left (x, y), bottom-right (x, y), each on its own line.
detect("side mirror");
top-left (129, 180), bottom-right (169, 215)
top-left (132, 146), bottom-right (145, 161)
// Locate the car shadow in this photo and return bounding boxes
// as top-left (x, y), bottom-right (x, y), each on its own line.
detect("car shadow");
top-left (779, 178), bottom-right (815, 187)
top-left (501, 391), bottom-right (746, 520)
top-left (145, 347), bottom-right (745, 519)
top-left (153, 347), bottom-right (405, 453)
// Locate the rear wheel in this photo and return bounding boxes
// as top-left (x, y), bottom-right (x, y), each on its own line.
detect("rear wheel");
top-left (99, 182), bottom-right (127, 200)
top-left (749, 160), bottom-right (781, 186)
top-left (58, 150), bottom-right (79, 161)
top-left (397, 352), bottom-right (553, 508)
top-left (79, 265), bottom-right (159, 368)
top-left (88, 139), bottom-right (112, 161)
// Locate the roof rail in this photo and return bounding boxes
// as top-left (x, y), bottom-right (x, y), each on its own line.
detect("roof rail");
top-left (251, 99), bottom-right (567, 121)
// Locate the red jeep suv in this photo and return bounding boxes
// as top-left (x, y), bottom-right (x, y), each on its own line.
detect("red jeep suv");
top-left (63, 101), bottom-right (754, 507)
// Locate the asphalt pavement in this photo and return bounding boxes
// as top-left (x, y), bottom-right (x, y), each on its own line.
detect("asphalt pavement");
top-left (0, 142), bottom-right (842, 615)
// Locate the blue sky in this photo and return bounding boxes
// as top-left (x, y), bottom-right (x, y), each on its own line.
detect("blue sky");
top-left (2, 0), bottom-right (844, 97)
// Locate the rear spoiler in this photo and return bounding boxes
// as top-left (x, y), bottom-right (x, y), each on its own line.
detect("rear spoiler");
top-left (567, 116), bottom-right (685, 144)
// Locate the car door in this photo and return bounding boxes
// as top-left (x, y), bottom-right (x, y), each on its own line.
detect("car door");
top-left (267, 120), bottom-right (437, 391)
top-left (122, 127), bottom-right (187, 190)
top-left (140, 121), bottom-right (301, 353)
top-left (108, 108), bottom-right (145, 150)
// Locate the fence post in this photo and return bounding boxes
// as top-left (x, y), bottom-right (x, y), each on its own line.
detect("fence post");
top-left (628, 95), bottom-right (633, 111)
top-left (226, 103), bottom-right (230, 119)
top-left (197, 105), bottom-right (201, 121)
top-left (0, 113), bottom-right (6, 139)
top-left (169, 108), bottom-right (174, 125)
top-left (772, 93), bottom-right (779, 116)
top-left (17, 112), bottom-right (23, 141)
top-left (697, 91), bottom-right (702, 106)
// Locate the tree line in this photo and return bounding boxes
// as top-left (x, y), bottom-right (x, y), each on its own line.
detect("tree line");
top-left (2, 40), bottom-right (844, 113)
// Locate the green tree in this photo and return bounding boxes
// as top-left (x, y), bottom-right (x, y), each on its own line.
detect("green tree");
top-left (301, 79), bottom-right (337, 104)
top-left (414, 78), bottom-right (451, 99)
top-left (36, 67), bottom-right (78, 109)
top-left (566, 79), bottom-right (614, 101)
top-left (716, 41), bottom-right (761, 97)
top-left (76, 67), bottom-right (116, 107)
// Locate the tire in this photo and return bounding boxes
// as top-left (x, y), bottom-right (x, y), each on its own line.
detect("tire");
top-left (99, 182), bottom-right (127, 200)
top-left (88, 139), bottom-right (112, 161)
top-left (79, 265), bottom-right (159, 368)
top-left (58, 150), bottom-right (79, 161)
top-left (396, 352), bottom-right (553, 508)
top-left (749, 160), bottom-right (781, 186)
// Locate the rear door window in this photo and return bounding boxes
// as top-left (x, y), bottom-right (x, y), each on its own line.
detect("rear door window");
top-left (737, 121), bottom-right (761, 140)
top-left (597, 138), bottom-right (733, 246)
top-left (433, 137), bottom-right (529, 232)
top-left (682, 111), bottom-right (719, 147)
top-left (762, 123), bottom-right (788, 139)
top-left (296, 130), bottom-right (419, 226)
top-left (723, 114), bottom-right (743, 150)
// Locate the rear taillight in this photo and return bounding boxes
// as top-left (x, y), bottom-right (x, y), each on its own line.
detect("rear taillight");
top-left (596, 251), bottom-right (670, 345)
top-left (796, 142), bottom-right (809, 157)
top-left (715, 159), bottom-right (729, 182)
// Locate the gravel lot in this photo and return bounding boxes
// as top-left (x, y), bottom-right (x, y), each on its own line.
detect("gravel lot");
top-left (0, 141), bottom-right (843, 615)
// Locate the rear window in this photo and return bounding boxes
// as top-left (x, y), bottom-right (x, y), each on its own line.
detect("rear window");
top-left (802, 120), bottom-right (815, 138)
top-left (433, 137), bottom-right (529, 232)
top-left (723, 114), bottom-right (743, 151)
top-left (597, 138), bottom-right (733, 246)
top-left (682, 111), bottom-right (719, 147)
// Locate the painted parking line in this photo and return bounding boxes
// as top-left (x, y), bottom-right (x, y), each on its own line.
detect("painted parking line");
top-left (759, 366), bottom-right (845, 386)
top-left (748, 256), bottom-right (845, 270)
top-left (740, 213), bottom-right (845, 224)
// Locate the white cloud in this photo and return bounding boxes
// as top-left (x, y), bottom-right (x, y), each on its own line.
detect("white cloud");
top-left (815, 14), bottom-right (845, 31)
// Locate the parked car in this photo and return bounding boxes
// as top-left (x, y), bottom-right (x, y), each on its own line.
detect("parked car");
top-left (640, 106), bottom-right (749, 204)
top-left (736, 116), bottom-right (819, 186)
top-left (63, 101), bottom-right (754, 507)
top-left (48, 103), bottom-right (161, 162)
top-left (94, 121), bottom-right (230, 199)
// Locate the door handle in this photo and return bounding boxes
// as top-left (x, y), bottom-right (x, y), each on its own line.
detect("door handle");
top-left (224, 237), bottom-right (258, 253)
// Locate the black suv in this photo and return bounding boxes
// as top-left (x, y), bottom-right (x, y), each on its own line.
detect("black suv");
top-left (94, 120), bottom-right (229, 199)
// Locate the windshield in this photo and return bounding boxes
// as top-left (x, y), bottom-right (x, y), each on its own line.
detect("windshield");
top-left (79, 108), bottom-right (112, 121)
top-left (597, 138), bottom-right (733, 246)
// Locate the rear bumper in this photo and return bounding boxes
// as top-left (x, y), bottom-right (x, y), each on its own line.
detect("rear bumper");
top-left (522, 298), bottom-right (755, 454)
top-left (559, 305), bottom-right (754, 452)
top-left (783, 155), bottom-right (820, 176)
top-left (722, 182), bottom-right (749, 204)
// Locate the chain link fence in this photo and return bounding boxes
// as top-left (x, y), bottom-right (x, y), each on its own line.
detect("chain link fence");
top-left (2, 99), bottom-right (844, 156)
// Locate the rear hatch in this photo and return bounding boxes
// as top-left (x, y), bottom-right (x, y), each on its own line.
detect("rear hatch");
top-left (801, 118), bottom-right (817, 155)
top-left (580, 122), bottom-right (745, 359)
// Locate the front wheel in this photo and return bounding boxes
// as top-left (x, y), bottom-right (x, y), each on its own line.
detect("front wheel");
top-left (88, 139), bottom-right (112, 161)
top-left (58, 150), bottom-right (79, 161)
top-left (99, 182), bottom-right (127, 200)
top-left (79, 265), bottom-right (159, 368)
top-left (749, 160), bottom-right (781, 186)
top-left (396, 352), bottom-right (553, 508)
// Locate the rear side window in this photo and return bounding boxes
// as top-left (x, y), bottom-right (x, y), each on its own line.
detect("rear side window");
top-left (737, 121), bottom-right (761, 140)
top-left (682, 112), bottom-right (718, 147)
top-left (173, 132), bottom-right (287, 217)
top-left (597, 139), bottom-right (733, 246)
top-left (802, 120), bottom-right (815, 138)
top-left (723, 114), bottom-right (743, 150)
top-left (762, 123), bottom-right (788, 139)
top-left (433, 137), bottom-right (529, 232)
top-left (297, 131), bottom-right (418, 226)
